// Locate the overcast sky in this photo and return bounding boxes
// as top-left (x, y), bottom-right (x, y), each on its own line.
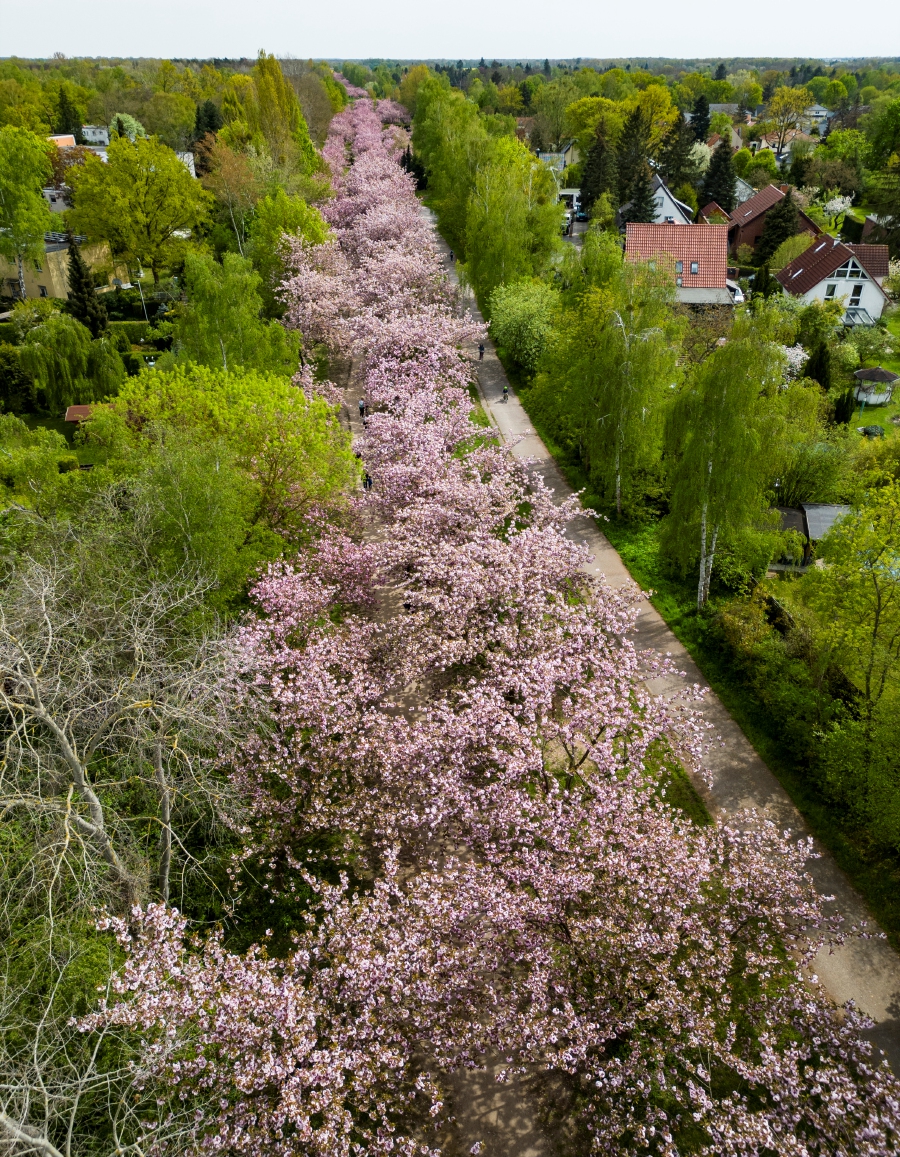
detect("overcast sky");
top-left (2, 0), bottom-right (898, 62)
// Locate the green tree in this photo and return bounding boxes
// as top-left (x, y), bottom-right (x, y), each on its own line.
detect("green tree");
top-left (55, 87), bottom-right (83, 142)
top-left (104, 362), bottom-right (358, 542)
top-left (616, 105), bottom-right (652, 204)
top-left (751, 263), bottom-right (780, 298)
top-left (804, 341), bottom-right (832, 391)
top-left (0, 126), bottom-right (54, 299)
top-left (65, 237), bottom-right (108, 337)
top-left (173, 251), bottom-right (300, 375)
top-left (663, 311), bottom-right (785, 606)
top-left (488, 280), bottom-right (557, 374)
top-left (247, 187), bottom-right (328, 315)
top-left (195, 99), bottom-right (224, 141)
top-left (68, 135), bottom-right (213, 283)
top-left (765, 86), bottom-right (811, 154)
top-left (109, 113), bottom-right (146, 141)
top-left (221, 53), bottom-right (317, 171)
top-left (18, 314), bottom-right (125, 411)
top-left (755, 189), bottom-right (800, 264)
top-left (864, 96), bottom-right (900, 168)
top-left (701, 138), bottom-right (737, 212)
top-left (691, 95), bottom-right (711, 142)
top-left (868, 161), bottom-right (900, 258)
top-left (579, 125), bottom-right (618, 215)
top-left (0, 344), bottom-right (34, 413)
top-left (620, 162), bottom-right (656, 224)
top-left (658, 111), bottom-right (700, 190)
top-left (464, 136), bottom-right (562, 305)
top-left (531, 233), bottom-right (679, 515)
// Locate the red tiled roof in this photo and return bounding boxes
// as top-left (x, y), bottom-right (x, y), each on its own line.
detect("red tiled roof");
top-left (624, 223), bottom-right (728, 288)
top-left (727, 182), bottom-right (784, 228)
top-left (847, 243), bottom-right (890, 280)
top-left (700, 201), bottom-right (731, 222)
top-left (773, 235), bottom-right (890, 297)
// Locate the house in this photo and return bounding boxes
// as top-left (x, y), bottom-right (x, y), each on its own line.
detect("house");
top-left (0, 232), bottom-right (121, 301)
top-left (42, 187), bottom-right (71, 214)
top-left (47, 134), bottom-right (76, 148)
top-left (774, 502), bottom-right (851, 568)
top-left (538, 139), bottom-right (579, 172)
top-left (625, 222), bottom-right (732, 305)
top-left (803, 104), bottom-right (835, 132)
top-left (725, 183), bottom-right (820, 254)
top-left (706, 128), bottom-right (743, 151)
top-left (754, 129), bottom-right (814, 163)
top-left (618, 173), bottom-right (695, 228)
top-left (515, 117), bottom-right (536, 142)
top-left (853, 366), bottom-right (898, 406)
top-left (774, 236), bottom-right (890, 325)
top-left (81, 124), bottom-right (109, 146)
top-left (699, 201), bottom-right (731, 224)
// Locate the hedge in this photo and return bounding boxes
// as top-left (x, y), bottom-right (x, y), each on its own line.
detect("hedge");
top-left (108, 320), bottom-right (151, 345)
top-left (0, 323), bottom-right (17, 345)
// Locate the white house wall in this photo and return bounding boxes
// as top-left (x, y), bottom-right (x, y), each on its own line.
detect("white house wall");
top-left (800, 277), bottom-right (886, 322)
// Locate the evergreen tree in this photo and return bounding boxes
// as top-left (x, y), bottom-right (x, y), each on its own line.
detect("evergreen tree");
top-left (621, 163), bottom-right (657, 224)
top-left (755, 190), bottom-right (800, 263)
top-left (56, 89), bottom-right (82, 143)
top-left (834, 386), bottom-right (856, 424)
top-left (692, 95), bottom-right (711, 142)
top-left (804, 341), bottom-right (832, 391)
top-left (580, 126), bottom-right (618, 214)
top-left (868, 162), bottom-right (900, 258)
top-left (617, 106), bottom-right (652, 205)
top-left (543, 58), bottom-right (551, 77)
top-left (701, 139), bottom-right (737, 212)
top-left (115, 116), bottom-right (129, 141)
top-left (714, 63), bottom-right (727, 81)
top-left (194, 100), bottom-right (224, 142)
top-left (658, 111), bottom-right (699, 190)
top-left (65, 237), bottom-right (108, 338)
top-left (751, 263), bottom-right (779, 299)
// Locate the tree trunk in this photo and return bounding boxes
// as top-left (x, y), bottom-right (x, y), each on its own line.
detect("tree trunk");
top-left (697, 502), bottom-right (708, 610)
top-left (16, 253), bottom-right (26, 300)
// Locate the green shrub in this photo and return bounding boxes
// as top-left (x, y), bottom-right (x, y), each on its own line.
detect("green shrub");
top-left (108, 320), bottom-right (151, 345)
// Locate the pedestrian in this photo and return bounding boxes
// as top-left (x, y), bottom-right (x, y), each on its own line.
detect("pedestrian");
top-left (364, 472), bottom-right (373, 491)
top-left (478, 343), bottom-right (485, 361)
top-left (502, 383), bottom-right (508, 403)
top-left (449, 250), bottom-right (455, 262)
top-left (358, 398), bottom-right (365, 418)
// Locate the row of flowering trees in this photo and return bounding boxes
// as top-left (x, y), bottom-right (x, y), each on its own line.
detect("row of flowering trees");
top-left (79, 98), bottom-right (900, 1157)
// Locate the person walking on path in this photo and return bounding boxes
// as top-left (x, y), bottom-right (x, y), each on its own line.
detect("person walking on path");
top-left (449, 250), bottom-right (454, 263)
top-left (478, 343), bottom-right (485, 361)
top-left (358, 398), bottom-right (366, 419)
top-left (502, 383), bottom-right (508, 403)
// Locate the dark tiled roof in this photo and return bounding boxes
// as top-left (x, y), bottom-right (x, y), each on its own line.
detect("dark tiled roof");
top-left (854, 366), bottom-right (899, 384)
top-left (775, 235), bottom-right (851, 295)
top-left (728, 182), bottom-right (784, 228)
top-left (847, 243), bottom-right (890, 279)
top-left (625, 223), bottom-right (728, 288)
top-left (700, 201), bottom-right (730, 221)
top-left (775, 236), bottom-right (891, 297)
top-left (802, 504), bottom-right (851, 541)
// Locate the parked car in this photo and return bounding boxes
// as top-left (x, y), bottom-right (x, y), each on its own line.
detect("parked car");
top-left (726, 278), bottom-right (745, 304)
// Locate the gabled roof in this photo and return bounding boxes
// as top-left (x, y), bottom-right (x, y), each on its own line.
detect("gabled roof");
top-left (728, 183), bottom-right (785, 228)
top-left (625, 223), bottom-right (728, 288)
top-left (775, 235), bottom-right (889, 297)
top-left (847, 244), bottom-right (890, 280)
top-left (699, 201), bottom-right (730, 222)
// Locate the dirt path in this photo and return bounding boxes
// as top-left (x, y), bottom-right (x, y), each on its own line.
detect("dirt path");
top-left (419, 206), bottom-right (900, 1072)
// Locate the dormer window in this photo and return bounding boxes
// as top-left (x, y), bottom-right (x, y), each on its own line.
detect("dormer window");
top-left (690, 261), bottom-right (699, 274)
top-left (675, 260), bottom-right (683, 273)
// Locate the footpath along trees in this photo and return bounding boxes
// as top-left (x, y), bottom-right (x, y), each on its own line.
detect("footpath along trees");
top-left (45, 95), bottom-right (900, 1157)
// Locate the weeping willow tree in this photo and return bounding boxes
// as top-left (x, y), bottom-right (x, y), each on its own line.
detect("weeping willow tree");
top-left (662, 309), bottom-right (786, 607)
top-left (530, 232), bottom-right (680, 516)
top-left (19, 315), bottom-right (125, 411)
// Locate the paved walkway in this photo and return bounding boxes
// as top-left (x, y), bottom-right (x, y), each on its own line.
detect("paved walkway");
top-left (422, 207), bottom-right (900, 1071)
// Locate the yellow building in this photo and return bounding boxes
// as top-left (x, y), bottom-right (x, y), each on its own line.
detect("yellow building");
top-left (0, 233), bottom-right (123, 301)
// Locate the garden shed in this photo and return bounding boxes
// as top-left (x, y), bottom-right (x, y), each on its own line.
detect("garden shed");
top-left (853, 366), bottom-right (899, 406)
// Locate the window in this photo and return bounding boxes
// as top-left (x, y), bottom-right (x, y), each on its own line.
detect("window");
top-left (675, 260), bottom-right (683, 273)
top-left (824, 284), bottom-right (836, 299)
top-left (690, 261), bottom-right (699, 275)
top-left (676, 276), bottom-right (683, 286)
top-left (34, 261), bottom-right (42, 272)
top-left (850, 284), bottom-right (863, 304)
top-left (38, 285), bottom-right (48, 297)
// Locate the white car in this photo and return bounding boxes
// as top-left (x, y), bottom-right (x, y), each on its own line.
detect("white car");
top-left (726, 278), bottom-right (745, 304)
